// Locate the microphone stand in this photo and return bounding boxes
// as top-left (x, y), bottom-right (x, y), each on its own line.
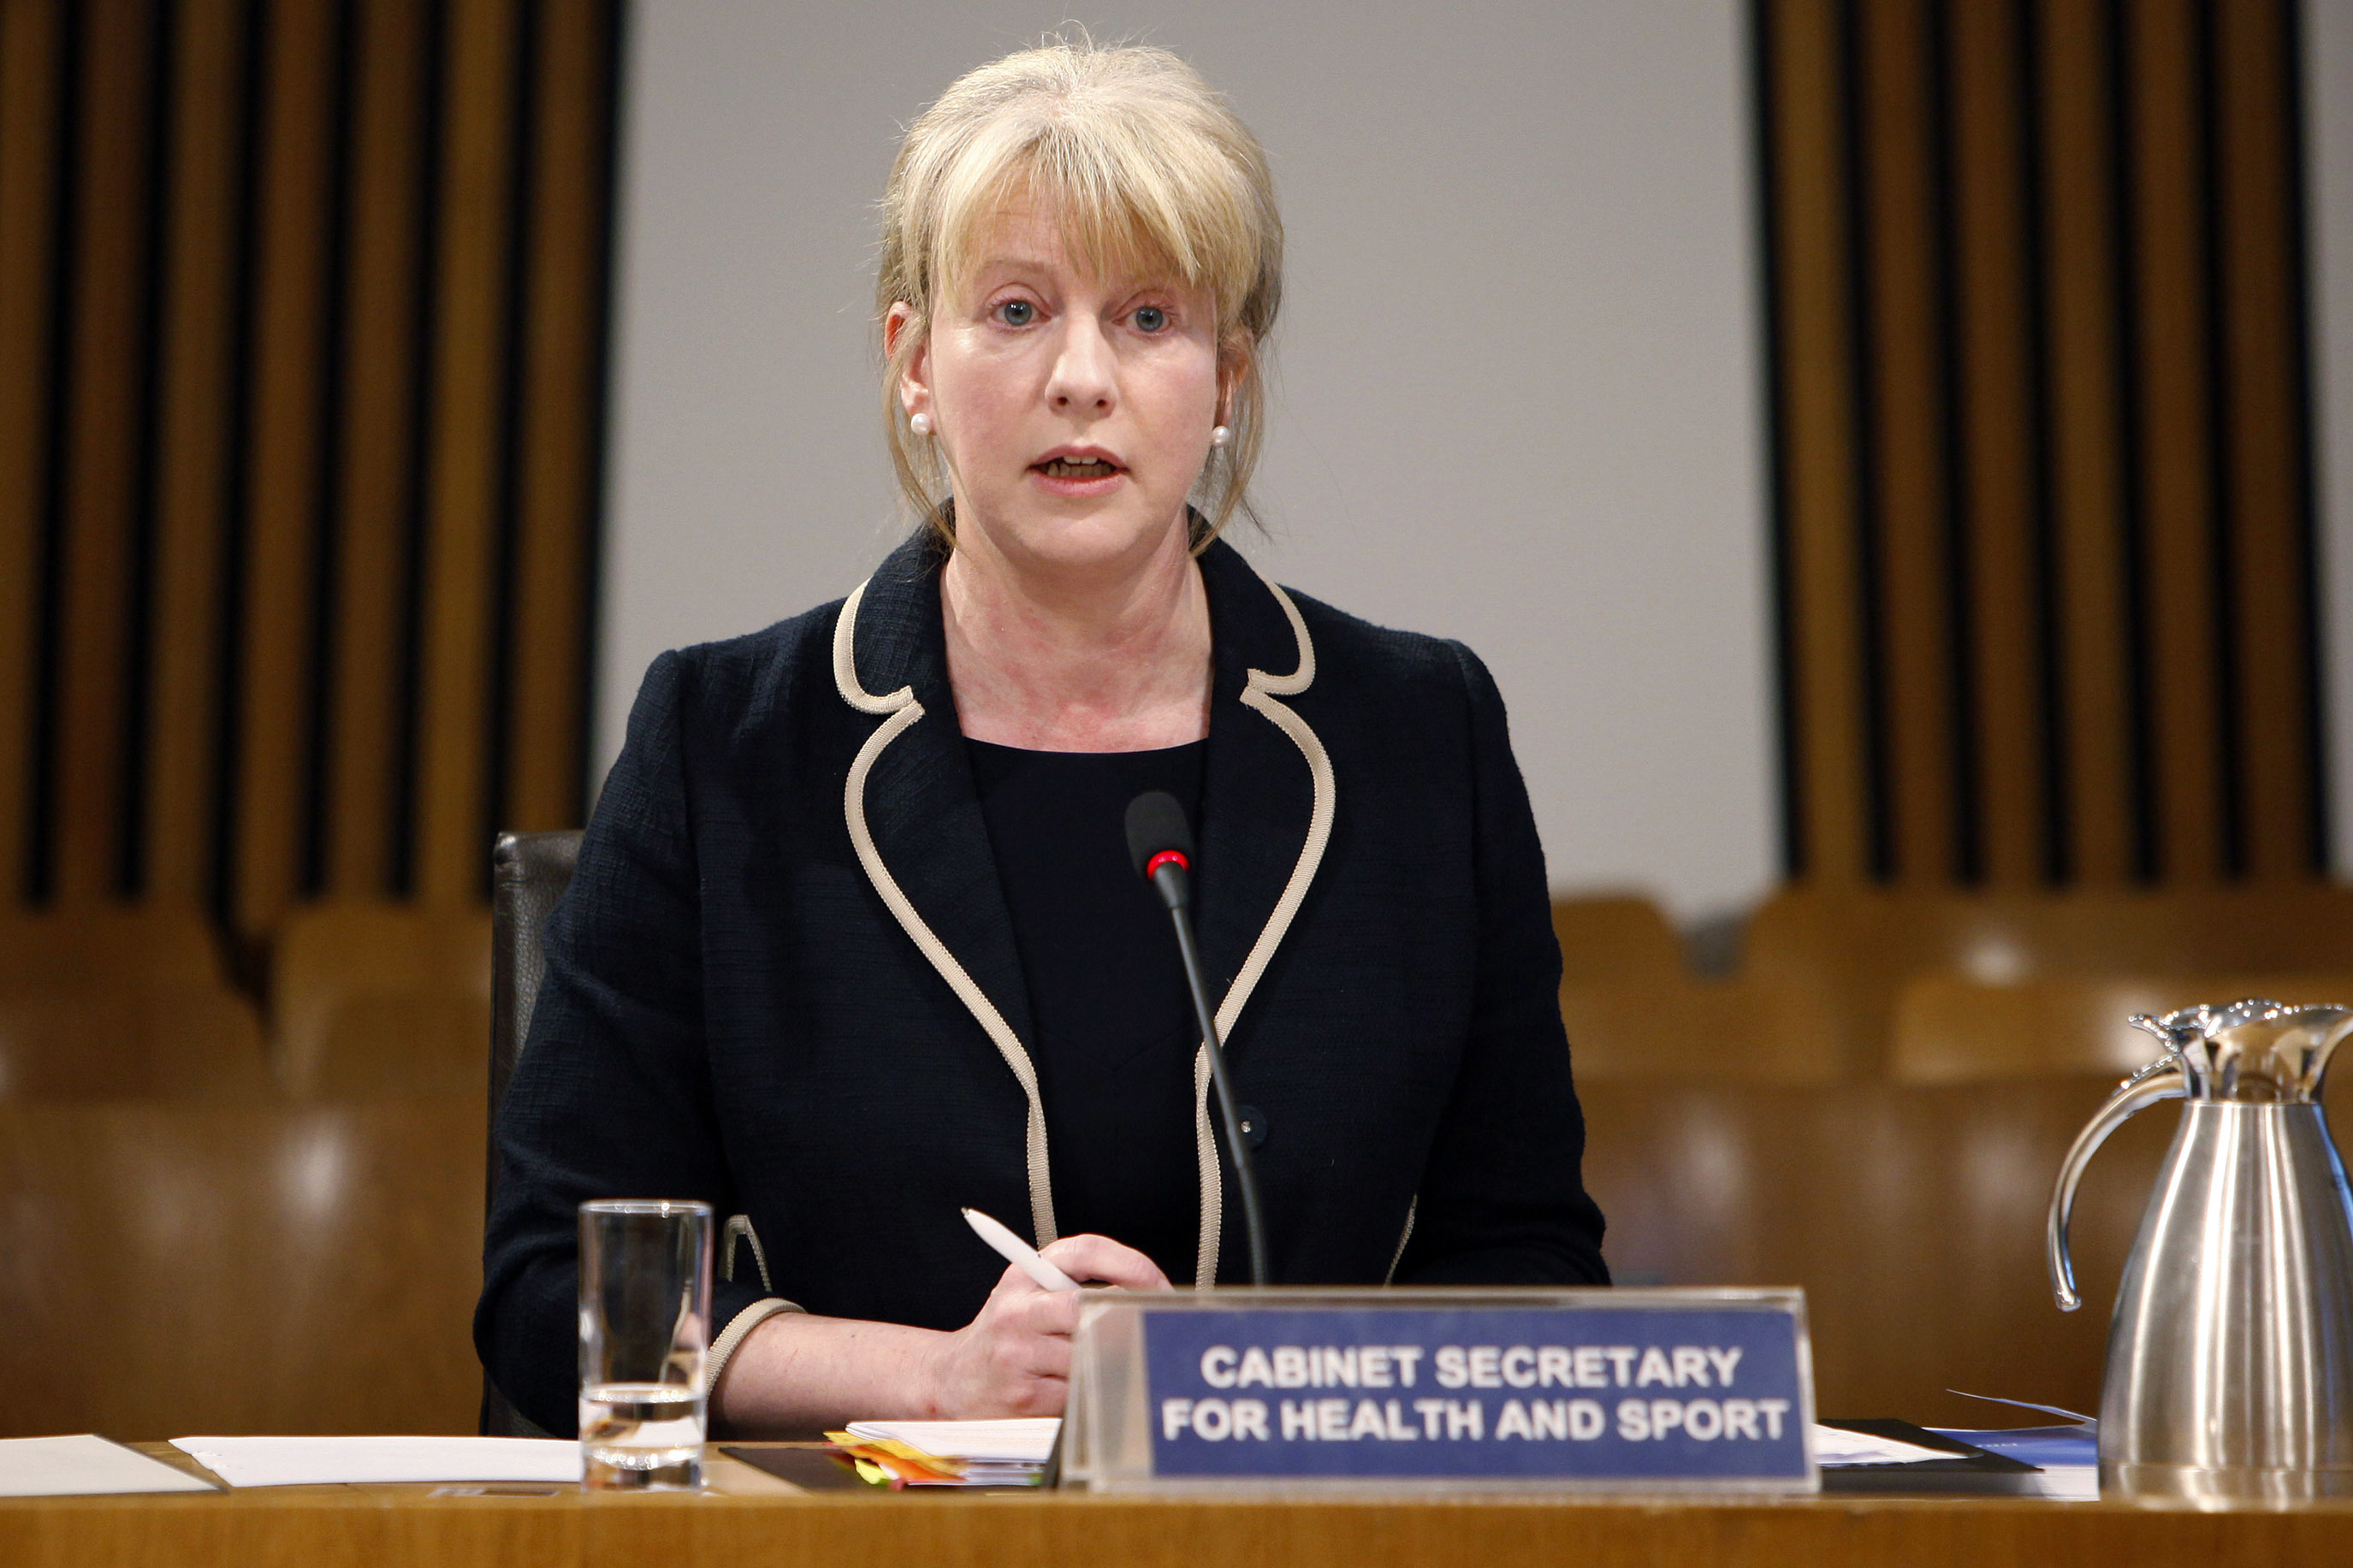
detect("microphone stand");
top-left (1147, 866), bottom-right (1271, 1288)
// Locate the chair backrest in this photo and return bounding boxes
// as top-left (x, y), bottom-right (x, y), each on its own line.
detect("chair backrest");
top-left (1743, 883), bottom-right (2353, 1074)
top-left (0, 1100), bottom-right (486, 1435)
top-left (490, 831), bottom-right (581, 1123)
top-left (0, 904), bottom-right (227, 991)
top-left (271, 903), bottom-right (493, 1098)
top-left (1561, 976), bottom-right (1843, 1083)
top-left (1889, 973), bottom-right (2353, 1084)
top-left (481, 829), bottom-right (580, 1437)
top-left (1551, 895), bottom-right (1687, 989)
top-left (0, 988), bottom-right (272, 1099)
top-left (1578, 1074), bottom-right (2170, 1427)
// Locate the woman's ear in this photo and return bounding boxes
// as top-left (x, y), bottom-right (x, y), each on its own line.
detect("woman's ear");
top-left (1217, 338), bottom-right (1252, 427)
top-left (886, 301), bottom-right (932, 421)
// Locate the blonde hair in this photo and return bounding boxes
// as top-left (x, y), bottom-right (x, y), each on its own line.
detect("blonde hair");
top-left (877, 37), bottom-right (1282, 547)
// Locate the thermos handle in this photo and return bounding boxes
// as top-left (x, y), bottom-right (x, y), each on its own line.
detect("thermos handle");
top-left (2047, 1057), bottom-right (2186, 1311)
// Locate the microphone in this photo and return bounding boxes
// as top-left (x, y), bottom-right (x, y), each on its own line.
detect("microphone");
top-left (1125, 790), bottom-right (1271, 1287)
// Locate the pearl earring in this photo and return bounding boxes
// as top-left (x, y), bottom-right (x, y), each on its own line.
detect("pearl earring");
top-left (1210, 424), bottom-right (1230, 448)
top-left (909, 411), bottom-right (933, 436)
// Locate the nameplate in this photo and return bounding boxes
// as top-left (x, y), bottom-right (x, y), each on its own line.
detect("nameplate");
top-left (1063, 1288), bottom-right (1815, 1492)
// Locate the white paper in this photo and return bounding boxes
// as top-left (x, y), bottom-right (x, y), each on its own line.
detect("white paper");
top-left (1811, 1424), bottom-right (1965, 1467)
top-left (840, 1417), bottom-right (1059, 1465)
top-left (169, 1435), bottom-right (583, 1488)
top-left (2019, 1464), bottom-right (2100, 1500)
top-left (0, 1435), bottom-right (219, 1497)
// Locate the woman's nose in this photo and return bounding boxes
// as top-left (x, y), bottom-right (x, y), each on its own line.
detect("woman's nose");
top-left (1045, 318), bottom-right (1115, 415)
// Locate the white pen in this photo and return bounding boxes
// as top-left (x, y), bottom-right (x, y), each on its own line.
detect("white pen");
top-left (962, 1206), bottom-right (1082, 1292)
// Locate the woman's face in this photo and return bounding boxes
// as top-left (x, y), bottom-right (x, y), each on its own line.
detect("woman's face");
top-left (898, 202), bottom-right (1227, 577)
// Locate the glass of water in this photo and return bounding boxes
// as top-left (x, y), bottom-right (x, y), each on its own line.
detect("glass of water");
top-left (578, 1198), bottom-right (713, 1489)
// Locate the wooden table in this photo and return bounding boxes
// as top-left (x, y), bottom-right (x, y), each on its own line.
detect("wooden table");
top-left (3, 1446), bottom-right (2350, 1567)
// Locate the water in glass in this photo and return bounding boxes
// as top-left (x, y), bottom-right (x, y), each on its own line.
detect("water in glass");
top-left (580, 1381), bottom-right (706, 1488)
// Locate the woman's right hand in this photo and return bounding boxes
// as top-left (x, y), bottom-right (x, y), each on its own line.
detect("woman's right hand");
top-left (924, 1234), bottom-right (1172, 1417)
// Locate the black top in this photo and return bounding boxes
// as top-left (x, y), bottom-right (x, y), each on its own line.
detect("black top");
top-left (965, 737), bottom-right (1206, 1283)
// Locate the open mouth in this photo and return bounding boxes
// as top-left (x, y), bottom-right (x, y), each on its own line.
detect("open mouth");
top-left (1036, 457), bottom-right (1120, 479)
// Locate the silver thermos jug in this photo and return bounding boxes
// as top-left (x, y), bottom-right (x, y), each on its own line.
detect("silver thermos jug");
top-left (2047, 999), bottom-right (2353, 1502)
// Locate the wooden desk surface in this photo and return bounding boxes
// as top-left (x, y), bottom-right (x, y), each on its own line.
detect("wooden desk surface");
top-left (3, 1446), bottom-right (2350, 1568)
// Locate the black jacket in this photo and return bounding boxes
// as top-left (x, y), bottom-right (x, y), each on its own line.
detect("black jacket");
top-left (477, 531), bottom-right (1608, 1434)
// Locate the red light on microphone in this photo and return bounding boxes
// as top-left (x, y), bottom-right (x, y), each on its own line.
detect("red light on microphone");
top-left (1145, 849), bottom-right (1189, 880)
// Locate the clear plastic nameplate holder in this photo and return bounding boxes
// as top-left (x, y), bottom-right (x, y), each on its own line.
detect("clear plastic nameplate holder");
top-left (1061, 1287), bottom-right (1817, 1494)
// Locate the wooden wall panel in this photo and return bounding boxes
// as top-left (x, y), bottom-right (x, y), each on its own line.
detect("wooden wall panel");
top-left (52, 0), bottom-right (159, 902)
top-left (1759, 0), bottom-right (2326, 887)
top-left (0, 0), bottom-right (64, 904)
top-left (0, 0), bottom-right (619, 935)
top-left (2211, 0), bottom-right (2320, 880)
top-left (1856, 0), bottom-right (1961, 885)
top-left (2037, 0), bottom-right (2138, 885)
top-left (231, 0), bottom-right (339, 937)
top-left (145, 0), bottom-right (247, 904)
top-left (1947, 0), bottom-right (2048, 886)
top-left (2121, 0), bottom-right (2226, 881)
top-left (415, 0), bottom-right (521, 906)
top-left (322, 0), bottom-right (430, 899)
top-left (503, 0), bottom-right (612, 836)
top-left (1761, 0), bottom-right (1874, 884)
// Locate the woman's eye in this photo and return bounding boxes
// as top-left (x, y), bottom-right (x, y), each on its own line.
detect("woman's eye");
top-left (1132, 305), bottom-right (1168, 333)
top-left (996, 299), bottom-right (1035, 326)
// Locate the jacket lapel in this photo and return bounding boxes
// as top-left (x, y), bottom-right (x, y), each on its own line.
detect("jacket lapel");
top-left (851, 564), bottom-right (1036, 1051)
top-left (838, 534), bottom-right (1046, 1236)
top-left (1186, 540), bottom-right (1337, 1284)
top-left (1193, 541), bottom-right (1325, 1044)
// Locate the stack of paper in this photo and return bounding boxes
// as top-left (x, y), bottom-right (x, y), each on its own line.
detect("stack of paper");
top-left (0, 1435), bottom-right (219, 1497)
top-left (829, 1418), bottom-right (1058, 1487)
top-left (169, 1436), bottom-right (582, 1488)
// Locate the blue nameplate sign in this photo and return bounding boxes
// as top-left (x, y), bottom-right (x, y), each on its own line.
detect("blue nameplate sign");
top-left (1062, 1288), bottom-right (1815, 1492)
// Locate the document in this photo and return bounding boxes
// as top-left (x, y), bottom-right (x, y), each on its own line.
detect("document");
top-left (169, 1435), bottom-right (583, 1488)
top-left (1811, 1424), bottom-right (1964, 1467)
top-left (832, 1418), bottom-right (1059, 1486)
top-left (1929, 1424), bottom-right (2100, 1501)
top-left (0, 1435), bottom-right (219, 1497)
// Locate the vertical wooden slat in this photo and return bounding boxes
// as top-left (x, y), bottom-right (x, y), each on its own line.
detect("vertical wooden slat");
top-left (2039, 0), bottom-right (2137, 885)
top-left (2121, 0), bottom-right (2224, 880)
top-left (1766, 0), bottom-right (1873, 884)
top-left (1763, 0), bottom-right (2320, 891)
top-left (0, 0), bottom-right (64, 902)
top-left (52, 0), bottom-right (159, 903)
top-left (1947, 0), bottom-right (2045, 886)
top-left (503, 0), bottom-right (608, 833)
top-left (323, 0), bottom-right (430, 897)
top-left (2210, 0), bottom-right (2316, 879)
top-left (415, 0), bottom-right (521, 902)
top-left (232, 0), bottom-right (337, 936)
top-left (145, 0), bottom-right (246, 904)
top-left (1855, 0), bottom-right (1957, 884)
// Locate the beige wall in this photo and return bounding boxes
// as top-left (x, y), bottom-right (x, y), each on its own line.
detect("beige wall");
top-left (599, 1), bottom-right (1775, 919)
top-left (2309, 0), bottom-right (2353, 876)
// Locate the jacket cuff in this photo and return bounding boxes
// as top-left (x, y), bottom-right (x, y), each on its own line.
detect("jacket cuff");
top-left (708, 1296), bottom-right (803, 1397)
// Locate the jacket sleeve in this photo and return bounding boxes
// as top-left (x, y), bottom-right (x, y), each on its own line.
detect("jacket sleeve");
top-left (473, 650), bottom-right (795, 1435)
top-left (1390, 642), bottom-right (1610, 1287)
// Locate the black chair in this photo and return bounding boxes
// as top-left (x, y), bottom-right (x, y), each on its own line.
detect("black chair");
top-left (480, 829), bottom-right (582, 1437)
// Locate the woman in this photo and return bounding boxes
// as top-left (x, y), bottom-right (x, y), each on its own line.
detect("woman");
top-left (477, 38), bottom-right (1607, 1438)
